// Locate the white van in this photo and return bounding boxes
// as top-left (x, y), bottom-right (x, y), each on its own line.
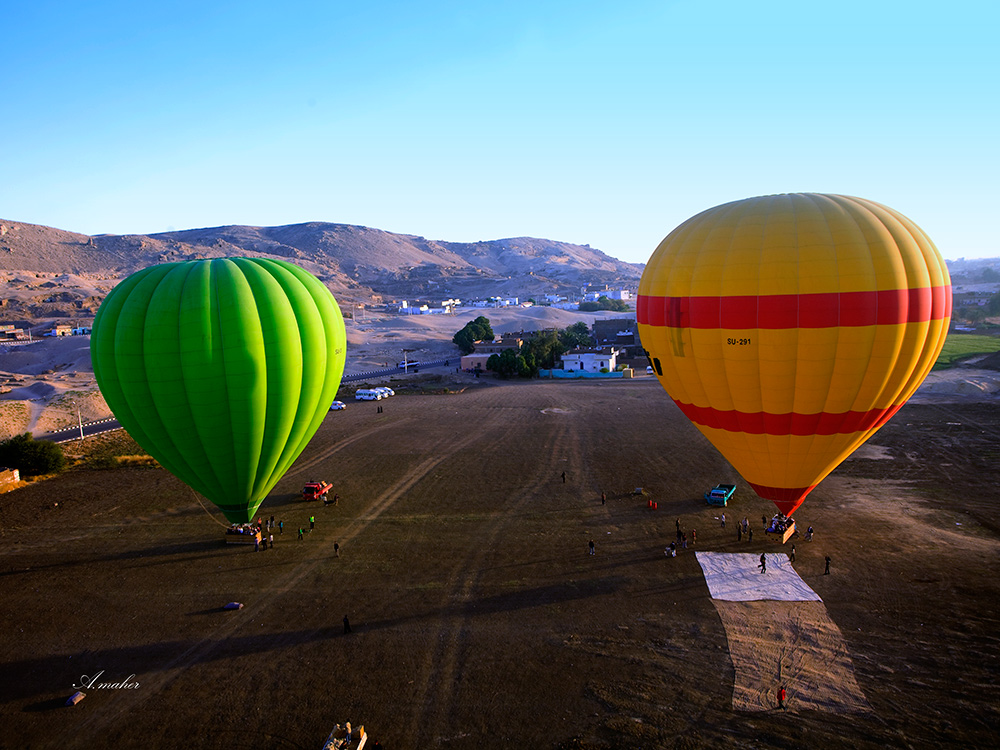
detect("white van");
top-left (355, 388), bottom-right (382, 401)
top-left (374, 386), bottom-right (395, 397)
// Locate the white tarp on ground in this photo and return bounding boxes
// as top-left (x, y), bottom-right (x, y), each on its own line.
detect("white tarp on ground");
top-left (696, 552), bottom-right (822, 602)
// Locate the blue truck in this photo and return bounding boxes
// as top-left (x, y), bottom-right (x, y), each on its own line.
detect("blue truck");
top-left (704, 484), bottom-right (736, 506)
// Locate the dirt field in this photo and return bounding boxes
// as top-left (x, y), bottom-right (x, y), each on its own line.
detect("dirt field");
top-left (1, 376), bottom-right (999, 750)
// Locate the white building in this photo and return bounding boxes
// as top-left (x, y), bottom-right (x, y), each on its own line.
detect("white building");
top-left (560, 347), bottom-right (621, 373)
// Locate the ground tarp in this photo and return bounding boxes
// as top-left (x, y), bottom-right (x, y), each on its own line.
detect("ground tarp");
top-left (695, 552), bottom-right (822, 602)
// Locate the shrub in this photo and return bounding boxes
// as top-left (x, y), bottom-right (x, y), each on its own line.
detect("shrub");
top-left (0, 433), bottom-right (66, 476)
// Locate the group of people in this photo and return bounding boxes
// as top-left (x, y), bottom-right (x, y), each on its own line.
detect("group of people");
top-left (764, 513), bottom-right (794, 535)
top-left (665, 518), bottom-right (697, 557)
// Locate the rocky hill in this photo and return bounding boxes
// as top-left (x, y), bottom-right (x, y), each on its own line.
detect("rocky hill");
top-left (0, 219), bottom-right (643, 322)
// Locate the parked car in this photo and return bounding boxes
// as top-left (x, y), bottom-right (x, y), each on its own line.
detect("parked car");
top-left (355, 389), bottom-right (382, 401)
top-left (374, 387), bottom-right (395, 397)
top-left (329, 400), bottom-right (346, 410)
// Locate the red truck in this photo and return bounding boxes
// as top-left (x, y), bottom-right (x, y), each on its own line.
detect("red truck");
top-left (302, 481), bottom-right (333, 501)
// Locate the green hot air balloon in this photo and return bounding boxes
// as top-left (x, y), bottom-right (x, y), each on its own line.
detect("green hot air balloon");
top-left (91, 258), bottom-right (347, 523)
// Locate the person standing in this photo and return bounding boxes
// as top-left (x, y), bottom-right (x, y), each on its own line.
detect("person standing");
top-left (748, 527), bottom-right (753, 542)
top-left (333, 493), bottom-right (339, 506)
top-left (561, 471), bottom-right (566, 484)
top-left (824, 555), bottom-right (831, 574)
top-left (588, 539), bottom-right (595, 555)
top-left (601, 491), bottom-right (606, 505)
top-left (690, 529), bottom-right (696, 545)
top-left (334, 541), bottom-right (340, 557)
top-left (278, 520), bottom-right (284, 535)
top-left (789, 545), bottom-right (796, 563)
top-left (738, 525), bottom-right (743, 542)
top-left (343, 615), bottom-right (352, 634)
top-left (269, 533), bottom-right (274, 548)
top-left (759, 552), bottom-right (766, 574)
top-left (721, 513), bottom-right (726, 528)
top-left (777, 686), bottom-right (786, 710)
top-left (298, 527), bottom-right (304, 540)
top-left (310, 515), bottom-right (315, 530)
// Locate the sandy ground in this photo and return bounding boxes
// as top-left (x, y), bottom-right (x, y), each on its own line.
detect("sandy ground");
top-left (0, 372), bottom-right (999, 749)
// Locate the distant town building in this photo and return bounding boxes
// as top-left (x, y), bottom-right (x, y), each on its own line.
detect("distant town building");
top-left (592, 317), bottom-right (641, 356)
top-left (473, 335), bottom-right (523, 355)
top-left (460, 354), bottom-right (492, 371)
top-left (561, 346), bottom-right (621, 373)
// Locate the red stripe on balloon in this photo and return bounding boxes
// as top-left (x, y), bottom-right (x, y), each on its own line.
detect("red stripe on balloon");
top-left (673, 399), bottom-right (904, 436)
top-left (637, 286), bottom-right (951, 329)
top-left (747, 482), bottom-right (817, 517)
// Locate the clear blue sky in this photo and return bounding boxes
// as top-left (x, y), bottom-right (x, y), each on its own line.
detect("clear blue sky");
top-left (3, 0), bottom-right (997, 263)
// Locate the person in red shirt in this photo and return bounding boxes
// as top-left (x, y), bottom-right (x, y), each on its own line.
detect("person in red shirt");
top-left (777, 686), bottom-right (787, 710)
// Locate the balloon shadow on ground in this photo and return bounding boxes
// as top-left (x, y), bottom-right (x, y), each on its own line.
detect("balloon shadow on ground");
top-left (3, 576), bottom-right (627, 706)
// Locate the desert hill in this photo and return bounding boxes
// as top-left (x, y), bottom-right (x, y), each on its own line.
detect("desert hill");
top-left (0, 219), bottom-right (643, 314)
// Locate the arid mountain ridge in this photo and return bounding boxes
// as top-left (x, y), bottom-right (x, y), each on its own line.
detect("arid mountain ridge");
top-left (0, 219), bottom-right (644, 320)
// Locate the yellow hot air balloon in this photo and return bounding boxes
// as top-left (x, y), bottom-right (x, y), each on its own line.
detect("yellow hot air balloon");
top-left (637, 194), bottom-right (952, 516)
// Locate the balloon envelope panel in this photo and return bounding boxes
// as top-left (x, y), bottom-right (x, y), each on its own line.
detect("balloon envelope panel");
top-left (91, 258), bottom-right (346, 523)
top-left (637, 194), bottom-right (951, 515)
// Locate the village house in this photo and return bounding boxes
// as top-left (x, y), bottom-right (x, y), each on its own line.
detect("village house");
top-left (560, 346), bottom-right (621, 373)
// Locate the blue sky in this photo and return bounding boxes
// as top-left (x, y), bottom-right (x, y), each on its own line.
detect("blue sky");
top-left (3, 1), bottom-right (997, 264)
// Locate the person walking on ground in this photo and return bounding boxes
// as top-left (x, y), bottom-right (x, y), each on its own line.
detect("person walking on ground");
top-left (279, 520), bottom-right (283, 535)
top-left (562, 471), bottom-right (566, 484)
top-left (778, 686), bottom-right (786, 710)
top-left (269, 533), bottom-right (274, 548)
top-left (298, 528), bottom-right (304, 540)
top-left (738, 525), bottom-right (742, 542)
top-left (343, 615), bottom-right (352, 634)
top-left (310, 515), bottom-right (315, 530)
top-left (334, 541), bottom-right (340, 557)
top-left (824, 555), bottom-right (831, 574)
top-left (748, 527), bottom-right (753, 542)
top-left (601, 491), bottom-right (606, 505)
top-left (254, 537), bottom-right (260, 552)
top-left (691, 529), bottom-right (696, 545)
top-left (789, 545), bottom-right (796, 563)
top-left (333, 493), bottom-right (339, 506)
top-left (682, 533), bottom-right (688, 549)
top-left (721, 513), bottom-right (726, 528)
top-left (588, 539), bottom-right (595, 555)
top-left (759, 552), bottom-right (767, 574)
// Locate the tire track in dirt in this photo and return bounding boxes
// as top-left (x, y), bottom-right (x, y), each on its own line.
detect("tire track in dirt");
top-left (64, 410), bottom-right (494, 747)
top-left (286, 415), bottom-right (417, 480)
top-left (403, 387), bottom-right (577, 747)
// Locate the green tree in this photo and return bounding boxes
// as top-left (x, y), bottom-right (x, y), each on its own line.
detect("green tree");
top-left (487, 349), bottom-right (519, 378)
top-left (524, 329), bottom-right (564, 369)
top-left (452, 316), bottom-right (494, 354)
top-left (987, 293), bottom-right (1000, 316)
top-left (579, 296), bottom-right (629, 312)
top-left (0, 433), bottom-right (66, 477)
top-left (560, 321), bottom-right (593, 349)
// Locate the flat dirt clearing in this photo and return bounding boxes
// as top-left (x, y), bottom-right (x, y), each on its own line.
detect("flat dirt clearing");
top-left (1, 377), bottom-right (999, 749)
